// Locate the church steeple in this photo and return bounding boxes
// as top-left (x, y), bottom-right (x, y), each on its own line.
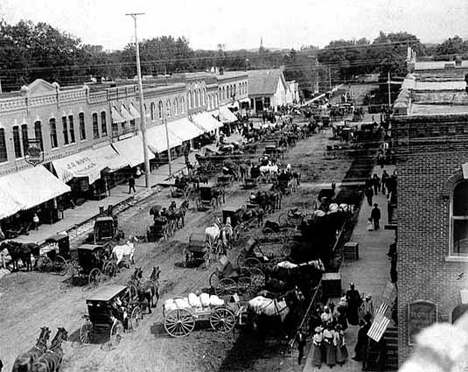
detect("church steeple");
top-left (259, 37), bottom-right (265, 53)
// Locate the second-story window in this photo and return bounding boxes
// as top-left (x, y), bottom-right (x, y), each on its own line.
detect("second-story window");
top-left (166, 100), bottom-right (171, 117)
top-left (34, 121), bottom-right (43, 150)
top-left (21, 124), bottom-right (28, 155)
top-left (451, 180), bottom-right (468, 256)
top-left (49, 118), bottom-right (58, 148)
top-left (151, 102), bottom-right (156, 121)
top-left (13, 126), bottom-right (22, 158)
top-left (101, 112), bottom-right (107, 136)
top-left (158, 101), bottom-right (163, 119)
top-left (92, 113), bottom-right (99, 139)
top-left (0, 129), bottom-right (7, 163)
top-left (181, 97), bottom-right (185, 113)
top-left (173, 99), bottom-right (177, 116)
top-left (62, 116), bottom-right (69, 145)
top-left (79, 113), bottom-right (86, 140)
top-left (68, 115), bottom-right (75, 143)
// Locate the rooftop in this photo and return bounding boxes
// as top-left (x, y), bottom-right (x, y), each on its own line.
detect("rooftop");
top-left (415, 60), bottom-right (468, 71)
top-left (247, 69), bottom-right (286, 95)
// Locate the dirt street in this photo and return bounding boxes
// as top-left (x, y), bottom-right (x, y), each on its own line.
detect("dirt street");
top-left (0, 122), bottom-right (366, 372)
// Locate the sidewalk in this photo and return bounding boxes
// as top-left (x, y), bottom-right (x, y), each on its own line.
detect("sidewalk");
top-left (12, 151), bottom-right (198, 246)
top-left (302, 164), bottom-right (396, 372)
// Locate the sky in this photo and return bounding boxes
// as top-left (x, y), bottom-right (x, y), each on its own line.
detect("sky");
top-left (1, 0), bottom-right (468, 51)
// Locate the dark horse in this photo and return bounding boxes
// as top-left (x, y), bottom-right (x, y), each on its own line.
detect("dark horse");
top-left (12, 327), bottom-right (51, 372)
top-left (1, 241), bottom-right (39, 271)
top-left (31, 327), bottom-right (68, 372)
top-left (130, 267), bottom-right (161, 314)
top-left (174, 199), bottom-right (190, 229)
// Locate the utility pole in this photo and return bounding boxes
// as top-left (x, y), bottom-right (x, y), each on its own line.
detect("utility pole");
top-left (387, 71), bottom-right (392, 107)
top-left (127, 12), bottom-right (150, 189)
top-left (328, 66), bottom-right (332, 91)
top-left (315, 57), bottom-right (319, 94)
top-left (163, 115), bottom-right (172, 176)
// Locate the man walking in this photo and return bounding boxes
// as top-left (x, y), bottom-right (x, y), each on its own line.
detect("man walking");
top-left (296, 331), bottom-right (307, 365)
top-left (371, 203), bottom-right (381, 230)
top-left (365, 186), bottom-right (374, 207)
top-left (128, 174), bottom-right (136, 194)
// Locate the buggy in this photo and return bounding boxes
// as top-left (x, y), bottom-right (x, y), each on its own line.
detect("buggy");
top-left (80, 285), bottom-right (143, 346)
top-left (68, 244), bottom-right (118, 287)
top-left (85, 216), bottom-right (124, 245)
top-left (196, 184), bottom-right (225, 211)
top-left (243, 165), bottom-right (261, 189)
top-left (237, 237), bottom-right (290, 269)
top-left (35, 233), bottom-right (70, 275)
top-left (184, 233), bottom-right (209, 267)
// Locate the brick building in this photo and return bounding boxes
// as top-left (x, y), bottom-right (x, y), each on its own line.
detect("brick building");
top-left (391, 67), bottom-right (468, 365)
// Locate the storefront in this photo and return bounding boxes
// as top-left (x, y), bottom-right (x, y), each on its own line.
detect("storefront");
top-left (192, 112), bottom-right (223, 146)
top-left (166, 117), bottom-right (204, 153)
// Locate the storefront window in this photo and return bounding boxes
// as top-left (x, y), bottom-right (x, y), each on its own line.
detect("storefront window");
top-left (49, 118), bottom-right (58, 148)
top-left (0, 128), bottom-right (7, 162)
top-left (13, 126), bottom-right (22, 158)
top-left (451, 180), bottom-right (468, 256)
top-left (68, 115), bottom-right (75, 143)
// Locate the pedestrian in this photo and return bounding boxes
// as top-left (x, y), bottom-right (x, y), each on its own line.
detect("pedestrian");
top-left (321, 305), bottom-right (333, 326)
top-left (387, 238), bottom-right (397, 257)
top-left (296, 331), bottom-right (307, 365)
top-left (0, 358), bottom-right (3, 372)
top-left (128, 174), bottom-right (136, 194)
top-left (360, 294), bottom-right (375, 321)
top-left (334, 301), bottom-right (348, 331)
top-left (346, 283), bottom-right (363, 326)
top-left (312, 326), bottom-right (323, 368)
top-left (372, 174), bottom-right (380, 195)
top-left (364, 187), bottom-right (373, 207)
top-left (334, 324), bottom-right (349, 366)
top-left (371, 203), bottom-right (381, 230)
top-left (323, 322), bottom-right (337, 368)
top-left (381, 170), bottom-right (389, 195)
top-left (352, 317), bottom-right (372, 362)
top-left (32, 212), bottom-right (40, 230)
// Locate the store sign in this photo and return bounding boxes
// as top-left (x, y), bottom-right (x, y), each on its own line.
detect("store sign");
top-left (408, 300), bottom-right (438, 345)
top-left (25, 139), bottom-right (44, 166)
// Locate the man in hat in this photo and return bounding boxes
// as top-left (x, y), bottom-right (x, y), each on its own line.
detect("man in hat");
top-left (346, 283), bottom-right (363, 326)
top-left (371, 203), bottom-right (381, 230)
top-left (296, 330), bottom-right (307, 365)
top-left (321, 305), bottom-right (334, 326)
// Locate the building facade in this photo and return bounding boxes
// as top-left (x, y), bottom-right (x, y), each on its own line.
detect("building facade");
top-left (247, 69), bottom-right (293, 112)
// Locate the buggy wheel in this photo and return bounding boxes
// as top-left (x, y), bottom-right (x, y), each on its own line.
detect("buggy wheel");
top-left (214, 277), bottom-right (237, 296)
top-left (236, 251), bottom-right (246, 269)
top-left (103, 261), bottom-right (118, 278)
top-left (130, 306), bottom-right (143, 330)
top-left (243, 257), bottom-right (262, 269)
top-left (164, 309), bottom-right (195, 337)
top-left (36, 256), bottom-right (52, 272)
top-left (109, 321), bottom-right (124, 347)
top-left (248, 267), bottom-right (266, 294)
top-left (53, 255), bottom-right (68, 276)
top-left (88, 268), bottom-right (102, 288)
top-left (237, 276), bottom-right (252, 293)
top-left (262, 227), bottom-right (275, 241)
top-left (80, 321), bottom-right (93, 344)
top-left (209, 272), bottom-right (220, 289)
top-left (210, 307), bottom-right (236, 333)
top-left (278, 213), bottom-right (289, 226)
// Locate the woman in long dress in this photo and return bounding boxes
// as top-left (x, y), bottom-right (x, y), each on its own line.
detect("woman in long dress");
top-left (312, 326), bottom-right (323, 368)
top-left (334, 324), bottom-right (349, 365)
top-left (323, 322), bottom-right (336, 367)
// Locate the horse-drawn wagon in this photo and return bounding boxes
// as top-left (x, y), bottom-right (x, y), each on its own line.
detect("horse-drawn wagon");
top-left (184, 232), bottom-right (209, 267)
top-left (196, 184), bottom-right (225, 211)
top-left (163, 292), bottom-right (246, 337)
top-left (84, 216), bottom-right (124, 245)
top-left (35, 233), bottom-right (70, 275)
top-left (80, 284), bottom-right (143, 346)
top-left (68, 244), bottom-right (118, 287)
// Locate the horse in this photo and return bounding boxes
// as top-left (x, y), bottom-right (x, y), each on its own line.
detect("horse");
top-left (131, 267), bottom-right (160, 313)
top-left (31, 327), bottom-right (68, 372)
top-left (112, 236), bottom-right (138, 267)
top-left (174, 199), bottom-right (190, 229)
top-left (247, 286), bottom-right (305, 337)
top-left (12, 327), bottom-right (51, 372)
top-left (1, 241), bottom-right (37, 271)
top-left (259, 163), bottom-right (279, 176)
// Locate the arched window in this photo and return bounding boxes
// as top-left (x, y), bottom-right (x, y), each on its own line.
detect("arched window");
top-left (451, 180), bottom-right (468, 256)
top-left (202, 88), bottom-right (206, 105)
top-left (0, 128), bottom-right (7, 162)
top-left (101, 112), bottom-right (107, 137)
top-left (208, 95), bottom-right (212, 110)
top-left (49, 119), bottom-right (58, 148)
top-left (173, 99), bottom-right (177, 116)
top-left (78, 113), bottom-right (86, 140)
top-left (189, 91), bottom-right (194, 109)
top-left (92, 113), bottom-right (99, 139)
top-left (151, 102), bottom-right (156, 121)
top-left (21, 124), bottom-right (29, 155)
top-left (158, 101), bottom-right (163, 119)
top-left (195, 90), bottom-right (199, 107)
top-left (13, 126), bottom-right (22, 158)
top-left (222, 86), bottom-right (226, 100)
top-left (34, 121), bottom-right (44, 150)
top-left (452, 304), bottom-right (468, 323)
top-left (166, 100), bottom-right (171, 117)
top-left (181, 97), bottom-right (185, 113)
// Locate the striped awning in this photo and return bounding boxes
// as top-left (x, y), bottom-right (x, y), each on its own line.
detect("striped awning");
top-left (129, 103), bottom-right (141, 119)
top-left (111, 106), bottom-right (126, 124)
top-left (120, 106), bottom-right (134, 121)
top-left (367, 303), bottom-right (391, 342)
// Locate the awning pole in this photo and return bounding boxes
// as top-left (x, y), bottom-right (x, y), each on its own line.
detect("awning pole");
top-left (127, 12), bottom-right (150, 189)
top-left (163, 117), bottom-right (172, 176)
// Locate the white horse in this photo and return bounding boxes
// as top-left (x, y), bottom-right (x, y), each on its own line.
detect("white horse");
top-left (248, 296), bottom-right (290, 322)
top-left (259, 163), bottom-right (279, 175)
top-left (112, 237), bottom-right (138, 267)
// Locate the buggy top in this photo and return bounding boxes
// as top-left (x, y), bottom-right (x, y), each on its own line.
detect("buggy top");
top-left (85, 285), bottom-right (130, 325)
top-left (77, 244), bottom-right (108, 269)
top-left (86, 284), bottom-right (129, 303)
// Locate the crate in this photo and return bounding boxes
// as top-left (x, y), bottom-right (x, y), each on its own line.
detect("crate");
top-left (344, 242), bottom-right (359, 261)
top-left (322, 272), bottom-right (342, 297)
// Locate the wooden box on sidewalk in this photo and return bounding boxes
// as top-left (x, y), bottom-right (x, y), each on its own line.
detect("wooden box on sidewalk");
top-left (344, 242), bottom-right (359, 261)
top-left (321, 272), bottom-right (342, 297)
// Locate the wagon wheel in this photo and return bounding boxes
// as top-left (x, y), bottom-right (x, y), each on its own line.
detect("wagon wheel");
top-left (214, 277), bottom-right (237, 296)
top-left (278, 212), bottom-right (289, 227)
top-left (36, 256), bottom-right (53, 273)
top-left (130, 306), bottom-right (143, 330)
top-left (52, 255), bottom-right (68, 276)
top-left (248, 267), bottom-right (266, 294)
top-left (103, 261), bottom-right (118, 278)
top-left (209, 307), bottom-right (236, 333)
top-left (164, 308), bottom-right (196, 337)
top-left (210, 198), bottom-right (217, 210)
top-left (237, 276), bottom-right (252, 293)
top-left (88, 268), bottom-right (102, 288)
top-left (109, 320), bottom-right (124, 347)
top-left (209, 271), bottom-right (221, 289)
top-left (262, 227), bottom-right (276, 241)
top-left (80, 321), bottom-right (93, 344)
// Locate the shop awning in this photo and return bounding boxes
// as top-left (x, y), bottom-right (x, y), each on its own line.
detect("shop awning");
top-left (120, 105), bottom-right (134, 121)
top-left (0, 188), bottom-right (23, 219)
top-left (192, 113), bottom-right (223, 132)
top-left (0, 166), bottom-right (70, 215)
top-left (129, 103), bottom-right (141, 119)
top-left (112, 135), bottom-right (155, 168)
top-left (146, 124), bottom-right (183, 154)
top-left (111, 106), bottom-right (126, 124)
top-left (52, 149), bottom-right (103, 184)
top-left (219, 106), bottom-right (238, 123)
top-left (167, 118), bottom-right (204, 142)
top-left (91, 145), bottom-right (129, 173)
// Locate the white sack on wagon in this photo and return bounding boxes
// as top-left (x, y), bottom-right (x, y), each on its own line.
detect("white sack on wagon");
top-left (164, 299), bottom-right (178, 311)
top-left (174, 298), bottom-right (191, 309)
top-left (188, 293), bottom-right (202, 308)
top-left (209, 295), bottom-right (225, 306)
top-left (200, 293), bottom-right (211, 307)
